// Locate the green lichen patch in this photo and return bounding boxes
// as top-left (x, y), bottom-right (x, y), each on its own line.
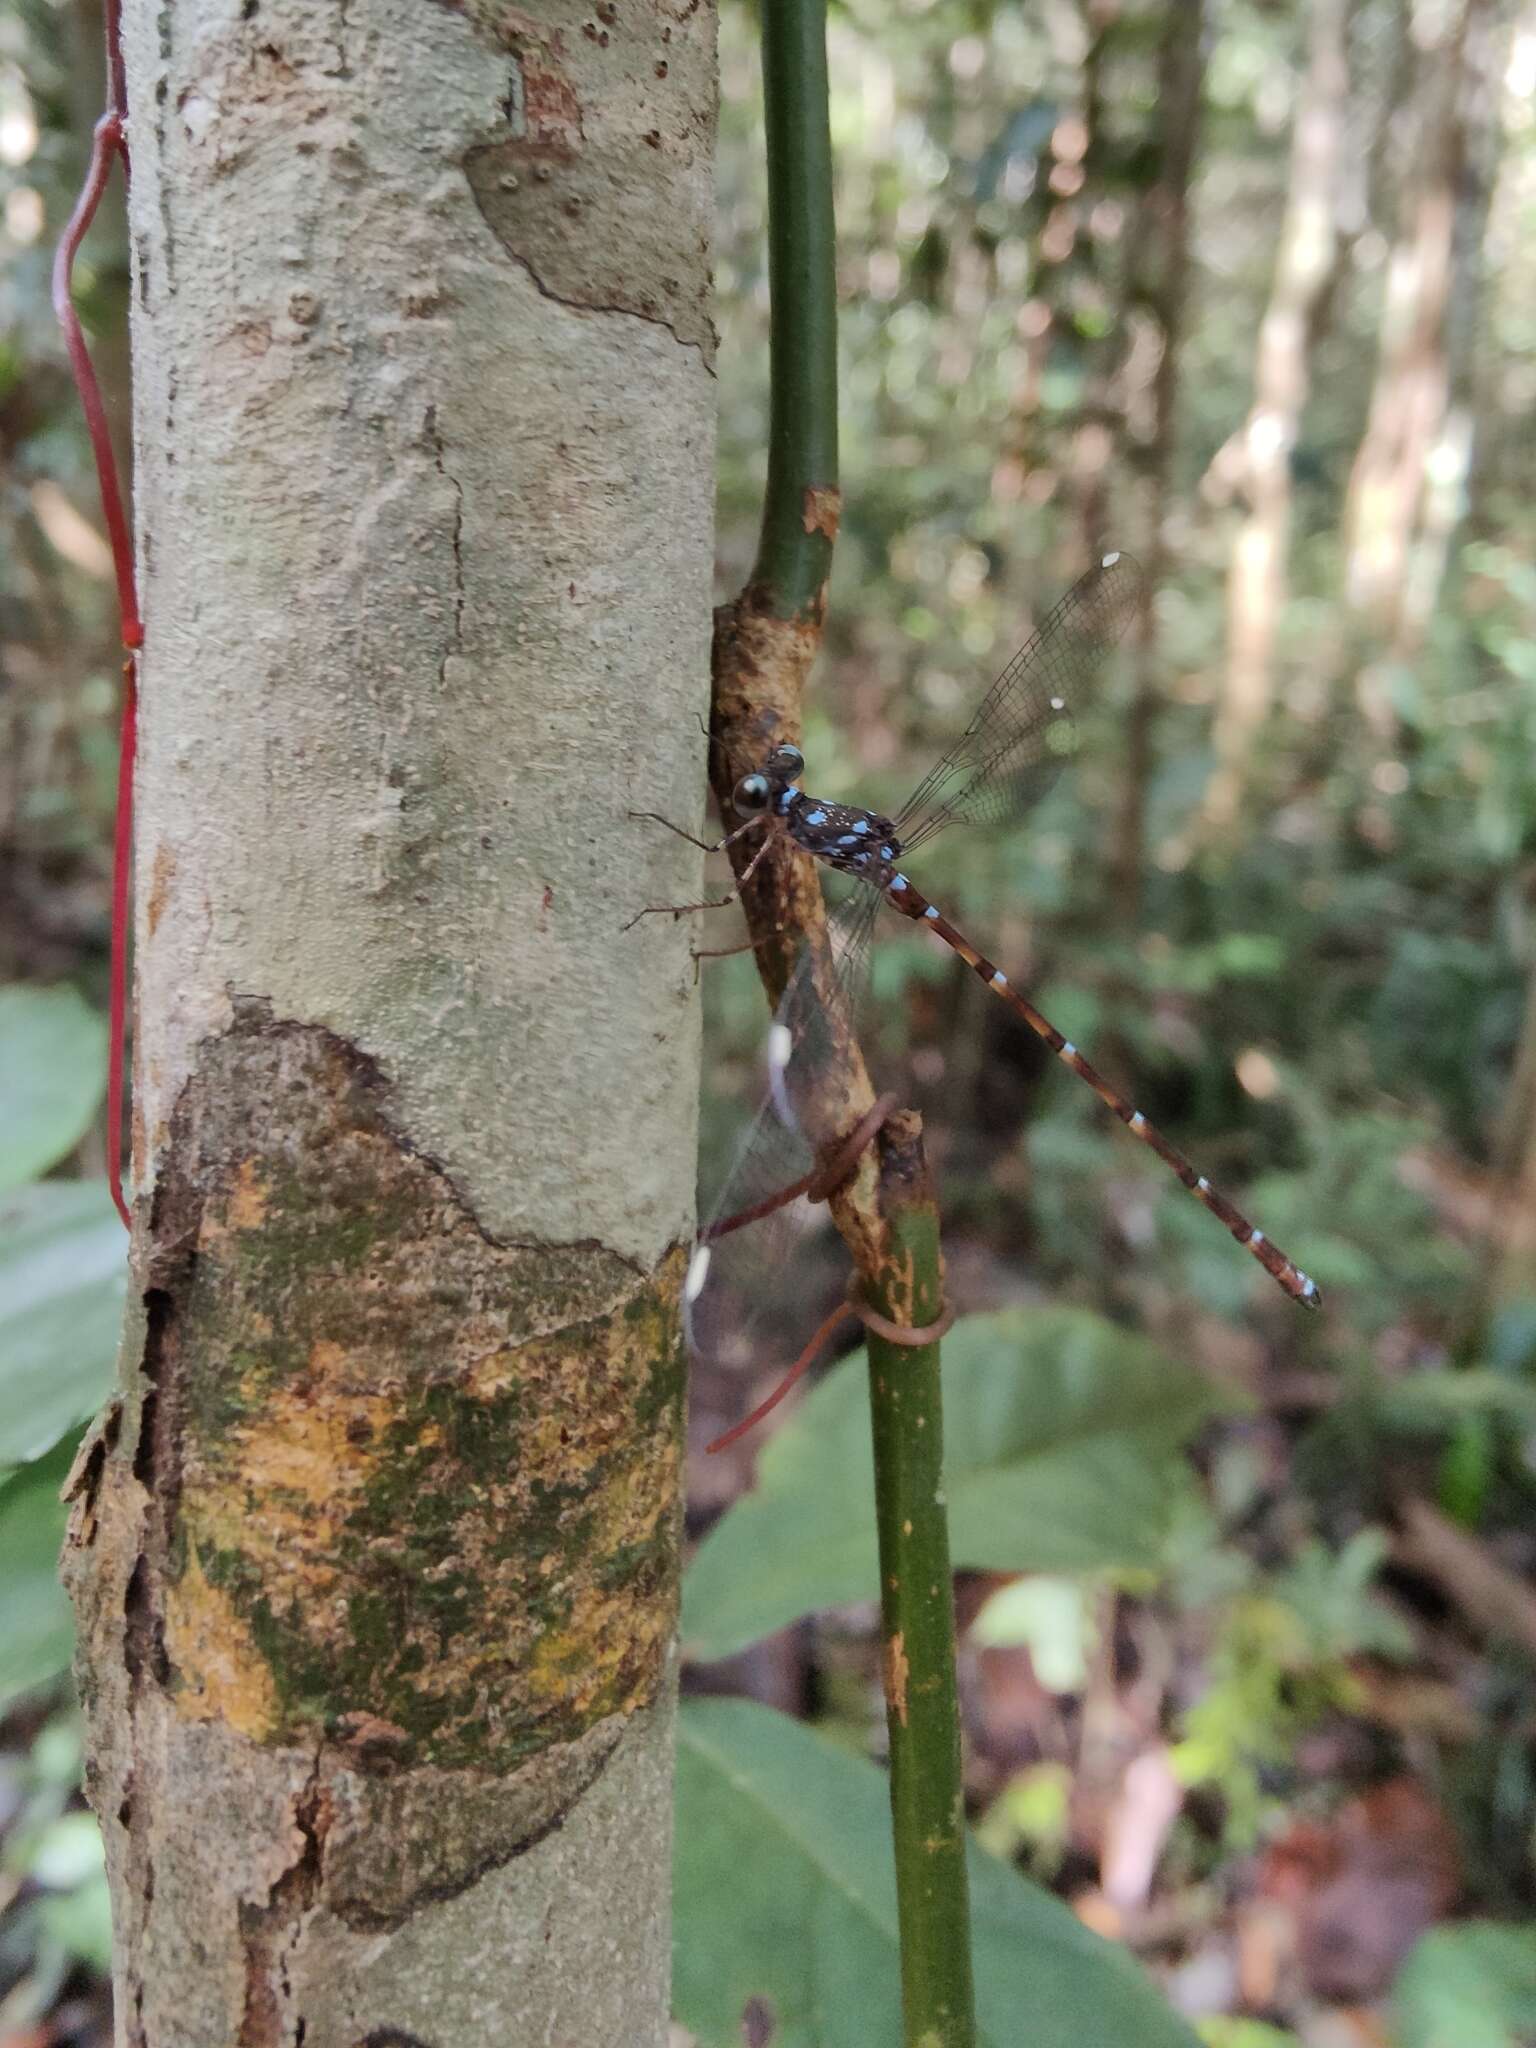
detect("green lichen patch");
top-left (142, 1007), bottom-right (686, 1769)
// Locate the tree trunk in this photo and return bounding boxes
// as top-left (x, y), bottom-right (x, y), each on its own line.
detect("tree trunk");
top-left (62, 2), bottom-right (716, 2042)
top-left (1108, 0), bottom-right (1206, 913)
top-left (1343, 0), bottom-right (1485, 667)
top-left (1465, 8), bottom-right (1530, 539)
top-left (1204, 0), bottom-right (1349, 832)
top-left (1465, 860), bottom-right (1536, 1337)
top-left (1351, 0), bottom-right (1499, 667)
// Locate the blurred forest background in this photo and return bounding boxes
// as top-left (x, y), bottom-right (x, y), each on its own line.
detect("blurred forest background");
top-left (4, 0), bottom-right (1536, 2041)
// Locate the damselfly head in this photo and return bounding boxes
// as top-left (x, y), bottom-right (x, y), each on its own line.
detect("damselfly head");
top-left (733, 743), bottom-right (804, 816)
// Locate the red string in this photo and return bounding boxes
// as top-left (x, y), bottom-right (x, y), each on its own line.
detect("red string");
top-left (52, 1), bottom-right (137, 1229)
top-left (105, 661), bottom-right (138, 1227)
top-left (705, 1297), bottom-right (857, 1455)
top-left (704, 1286), bottom-right (956, 1455)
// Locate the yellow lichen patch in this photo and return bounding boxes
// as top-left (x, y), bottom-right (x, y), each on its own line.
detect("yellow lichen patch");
top-left (150, 1005), bottom-right (690, 1764)
top-left (194, 1155), bottom-right (271, 1253)
top-left (399, 1474), bottom-right (678, 1745)
top-left (593, 1461), bottom-right (674, 1564)
top-left (513, 1311), bottom-right (677, 1511)
top-left (437, 1255), bottom-right (686, 1740)
top-left (513, 1380), bottom-right (615, 1483)
top-left (226, 1156), bottom-right (270, 1232)
top-left (163, 1545), bottom-right (280, 1739)
top-left (231, 1375), bottom-right (398, 1513)
top-left (174, 1356), bottom-right (412, 1644)
top-left (523, 1575), bottom-right (674, 1721)
top-left (464, 1345), bottom-right (519, 1400)
top-left (884, 1630), bottom-right (910, 1727)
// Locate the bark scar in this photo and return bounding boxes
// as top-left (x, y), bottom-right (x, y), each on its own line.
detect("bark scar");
top-left (465, 137), bottom-right (716, 364)
top-left (62, 1397), bottom-right (122, 1549)
top-left (801, 485), bottom-right (841, 541)
top-left (425, 406), bottom-right (466, 684)
top-left (117, 996), bottom-right (683, 1772)
top-left (237, 1751), bottom-right (332, 2047)
top-left (444, 1), bottom-right (716, 364)
top-left (884, 1631), bottom-right (910, 1728)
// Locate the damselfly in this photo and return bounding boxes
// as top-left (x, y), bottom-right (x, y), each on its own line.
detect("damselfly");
top-left (653, 554), bottom-right (1319, 1434)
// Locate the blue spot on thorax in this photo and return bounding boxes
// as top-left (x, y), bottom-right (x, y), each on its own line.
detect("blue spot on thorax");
top-left (786, 794), bottom-right (905, 878)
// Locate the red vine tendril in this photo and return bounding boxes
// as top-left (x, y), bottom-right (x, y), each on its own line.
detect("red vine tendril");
top-left (52, 0), bottom-right (137, 1230)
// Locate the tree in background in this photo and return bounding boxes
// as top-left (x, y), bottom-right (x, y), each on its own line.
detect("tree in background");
top-left (1205, 0), bottom-right (1350, 833)
top-left (1109, 0), bottom-right (1207, 914)
top-left (1346, 0), bottom-right (1499, 666)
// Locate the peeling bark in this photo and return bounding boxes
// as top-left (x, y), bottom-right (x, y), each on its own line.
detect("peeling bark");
top-left (69, 1), bottom-right (715, 2040)
top-left (457, 0), bottom-right (716, 360)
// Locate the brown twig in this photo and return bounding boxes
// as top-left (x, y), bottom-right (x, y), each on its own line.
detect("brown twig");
top-left (1393, 1495), bottom-right (1536, 1661)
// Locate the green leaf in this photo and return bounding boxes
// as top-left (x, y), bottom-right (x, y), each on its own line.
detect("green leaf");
top-left (1393, 1923), bottom-right (1536, 2048)
top-left (0, 985), bottom-right (108, 1192)
top-left (684, 1309), bottom-right (1214, 1660)
top-left (38, 1871), bottom-right (113, 1976)
top-left (1377, 1369), bottom-right (1536, 1433)
top-left (1196, 2024), bottom-right (1302, 2048)
top-left (0, 1437), bottom-right (78, 1710)
top-left (970, 1576), bottom-right (1094, 1692)
top-left (674, 1696), bottom-right (1200, 2048)
top-left (0, 1181), bottom-right (125, 1466)
top-left (30, 1810), bottom-right (106, 1889)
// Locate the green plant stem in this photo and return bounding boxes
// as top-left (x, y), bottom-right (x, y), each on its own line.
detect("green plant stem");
top-left (729, 12), bottom-right (976, 2037)
top-left (753, 0), bottom-right (838, 615)
top-left (866, 1120), bottom-right (976, 2048)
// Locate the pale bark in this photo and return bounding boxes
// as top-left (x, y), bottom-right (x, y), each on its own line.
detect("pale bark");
top-left (1397, 7), bottom-right (1499, 645)
top-left (1108, 0), bottom-right (1205, 914)
top-left (1204, 0), bottom-right (1349, 831)
top-left (62, 2), bottom-right (716, 2043)
top-left (1466, 3), bottom-right (1535, 535)
top-left (1343, 0), bottom-right (1487, 672)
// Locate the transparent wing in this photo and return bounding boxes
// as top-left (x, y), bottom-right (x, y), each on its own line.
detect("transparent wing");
top-left (685, 888), bottom-right (883, 1378)
top-left (895, 550), bottom-right (1144, 853)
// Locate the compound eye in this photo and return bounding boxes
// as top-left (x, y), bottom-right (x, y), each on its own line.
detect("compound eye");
top-left (733, 772), bottom-right (771, 815)
top-left (770, 744), bottom-right (805, 777)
